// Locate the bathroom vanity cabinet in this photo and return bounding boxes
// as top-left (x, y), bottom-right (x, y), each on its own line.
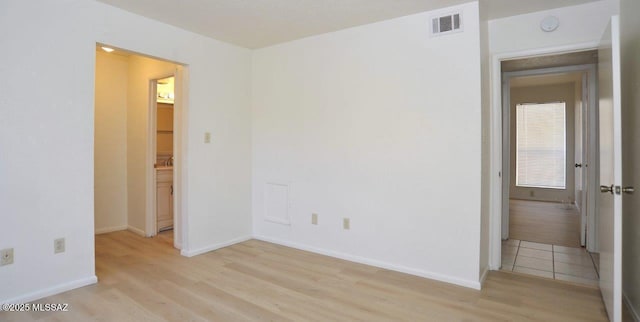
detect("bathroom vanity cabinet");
top-left (156, 168), bottom-right (173, 232)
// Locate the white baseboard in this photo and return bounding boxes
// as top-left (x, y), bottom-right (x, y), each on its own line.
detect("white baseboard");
top-left (624, 292), bottom-right (640, 322)
top-left (180, 235), bottom-right (252, 257)
top-left (1, 276), bottom-right (97, 304)
top-left (480, 266), bottom-right (489, 287)
top-left (127, 225), bottom-right (146, 237)
top-left (95, 225), bottom-right (127, 235)
top-left (253, 235), bottom-right (481, 290)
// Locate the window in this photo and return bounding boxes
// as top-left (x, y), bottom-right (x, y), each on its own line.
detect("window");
top-left (516, 102), bottom-right (566, 189)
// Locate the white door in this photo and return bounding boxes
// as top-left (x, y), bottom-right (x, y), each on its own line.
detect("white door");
top-left (597, 16), bottom-right (623, 322)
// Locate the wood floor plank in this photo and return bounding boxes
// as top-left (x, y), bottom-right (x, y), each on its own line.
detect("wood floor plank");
top-left (509, 199), bottom-right (582, 247)
top-left (0, 230), bottom-right (608, 321)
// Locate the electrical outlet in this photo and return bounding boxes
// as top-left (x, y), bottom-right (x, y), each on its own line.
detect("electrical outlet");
top-left (312, 213), bottom-right (318, 225)
top-left (343, 218), bottom-right (350, 230)
top-left (54, 238), bottom-right (65, 254)
top-left (204, 132), bottom-right (211, 143)
top-left (0, 248), bottom-right (14, 266)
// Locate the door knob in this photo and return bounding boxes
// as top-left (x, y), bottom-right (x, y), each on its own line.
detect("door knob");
top-left (575, 163), bottom-right (582, 168)
top-left (622, 186), bottom-right (635, 194)
top-left (600, 185), bottom-right (614, 194)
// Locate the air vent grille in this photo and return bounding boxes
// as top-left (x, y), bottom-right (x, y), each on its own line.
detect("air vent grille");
top-left (431, 13), bottom-right (462, 36)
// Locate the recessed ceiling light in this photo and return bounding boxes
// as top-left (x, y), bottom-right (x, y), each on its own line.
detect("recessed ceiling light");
top-left (101, 46), bottom-right (114, 53)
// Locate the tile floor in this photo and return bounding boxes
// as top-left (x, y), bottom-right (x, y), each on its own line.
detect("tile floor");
top-left (501, 239), bottom-right (600, 287)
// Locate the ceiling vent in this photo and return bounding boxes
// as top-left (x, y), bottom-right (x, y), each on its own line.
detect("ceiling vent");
top-left (431, 12), bottom-right (462, 36)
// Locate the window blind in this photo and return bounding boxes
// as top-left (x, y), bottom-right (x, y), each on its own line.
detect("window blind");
top-left (516, 102), bottom-right (566, 189)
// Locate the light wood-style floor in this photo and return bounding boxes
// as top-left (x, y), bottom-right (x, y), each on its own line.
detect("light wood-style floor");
top-left (509, 199), bottom-right (582, 248)
top-left (1, 230), bottom-right (608, 321)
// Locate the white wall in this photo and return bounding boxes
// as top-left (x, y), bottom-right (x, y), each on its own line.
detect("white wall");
top-left (0, 0), bottom-right (251, 303)
top-left (252, 2), bottom-right (484, 288)
top-left (489, 1), bottom-right (618, 55)
top-left (126, 55), bottom-right (176, 234)
top-left (620, 0), bottom-right (640, 318)
top-left (94, 51), bottom-right (129, 234)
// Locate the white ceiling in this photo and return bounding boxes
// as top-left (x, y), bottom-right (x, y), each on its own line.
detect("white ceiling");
top-left (96, 0), bottom-right (601, 49)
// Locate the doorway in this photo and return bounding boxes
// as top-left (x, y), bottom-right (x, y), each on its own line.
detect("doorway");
top-left (152, 76), bottom-right (175, 237)
top-left (496, 51), bottom-right (600, 286)
top-left (489, 20), bottom-right (627, 320)
top-left (506, 72), bottom-right (581, 247)
top-left (93, 44), bottom-right (186, 251)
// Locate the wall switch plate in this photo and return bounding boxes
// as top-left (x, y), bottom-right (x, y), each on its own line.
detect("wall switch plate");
top-left (0, 248), bottom-right (14, 266)
top-left (204, 132), bottom-right (211, 143)
top-left (54, 238), bottom-right (65, 254)
top-left (343, 218), bottom-right (350, 230)
top-left (312, 213), bottom-right (318, 225)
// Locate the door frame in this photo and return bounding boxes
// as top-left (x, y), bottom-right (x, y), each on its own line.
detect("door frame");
top-left (147, 75), bottom-right (171, 238)
top-left (489, 42), bottom-right (600, 270)
top-left (146, 69), bottom-right (187, 250)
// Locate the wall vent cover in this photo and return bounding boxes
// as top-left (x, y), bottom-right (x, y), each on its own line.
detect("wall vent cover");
top-left (431, 12), bottom-right (462, 36)
top-left (263, 182), bottom-right (291, 225)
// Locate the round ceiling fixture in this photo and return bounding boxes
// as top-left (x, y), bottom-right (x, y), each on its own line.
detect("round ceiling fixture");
top-left (540, 16), bottom-right (560, 32)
